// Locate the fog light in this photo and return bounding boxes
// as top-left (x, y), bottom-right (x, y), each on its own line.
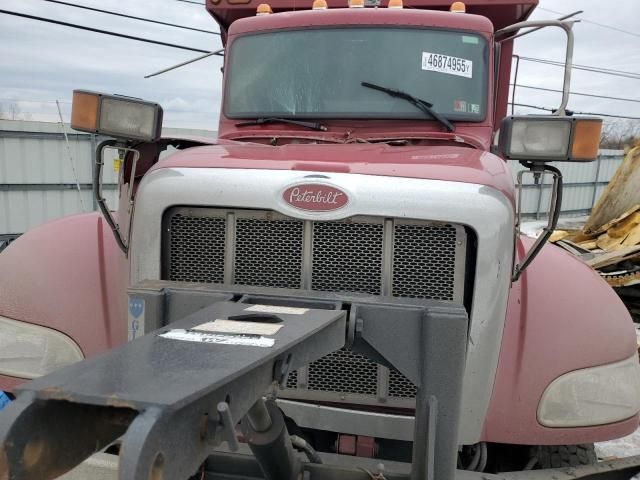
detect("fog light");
top-left (0, 315), bottom-right (84, 379)
top-left (538, 355), bottom-right (640, 427)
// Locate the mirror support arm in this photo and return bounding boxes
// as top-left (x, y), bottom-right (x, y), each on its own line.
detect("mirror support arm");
top-left (94, 139), bottom-right (139, 256)
top-left (512, 163), bottom-right (563, 282)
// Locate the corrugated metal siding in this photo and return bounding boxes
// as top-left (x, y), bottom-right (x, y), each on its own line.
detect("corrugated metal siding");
top-left (0, 120), bottom-right (217, 236)
top-left (509, 150), bottom-right (624, 219)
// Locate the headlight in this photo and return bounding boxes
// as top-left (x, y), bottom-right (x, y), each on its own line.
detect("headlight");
top-left (510, 119), bottom-right (572, 158)
top-left (0, 316), bottom-right (84, 379)
top-left (538, 355), bottom-right (640, 428)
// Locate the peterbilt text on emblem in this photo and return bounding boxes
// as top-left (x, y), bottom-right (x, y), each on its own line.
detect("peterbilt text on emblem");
top-left (283, 184), bottom-right (349, 212)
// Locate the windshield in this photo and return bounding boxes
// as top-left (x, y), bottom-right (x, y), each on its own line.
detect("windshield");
top-left (225, 27), bottom-right (488, 122)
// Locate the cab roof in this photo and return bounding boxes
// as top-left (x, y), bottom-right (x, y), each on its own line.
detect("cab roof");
top-left (228, 8), bottom-right (495, 37)
top-left (207, 0), bottom-right (537, 41)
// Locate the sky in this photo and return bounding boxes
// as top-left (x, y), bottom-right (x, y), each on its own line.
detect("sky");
top-left (0, 0), bottom-right (638, 131)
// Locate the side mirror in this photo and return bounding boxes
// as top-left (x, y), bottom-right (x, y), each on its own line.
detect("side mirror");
top-left (497, 115), bottom-right (602, 163)
top-left (71, 90), bottom-right (163, 143)
top-left (500, 115), bottom-right (603, 282)
top-left (70, 89), bottom-right (163, 256)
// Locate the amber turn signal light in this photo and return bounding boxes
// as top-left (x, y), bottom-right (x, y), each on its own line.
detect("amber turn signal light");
top-left (71, 91), bottom-right (99, 132)
top-left (450, 1), bottom-right (465, 12)
top-left (256, 3), bottom-right (273, 14)
top-left (571, 118), bottom-right (602, 161)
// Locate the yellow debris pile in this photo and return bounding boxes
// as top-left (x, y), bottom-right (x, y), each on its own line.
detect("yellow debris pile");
top-left (552, 145), bottom-right (640, 288)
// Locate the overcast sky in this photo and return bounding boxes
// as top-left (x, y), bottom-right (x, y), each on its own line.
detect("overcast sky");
top-left (1, 0), bottom-right (638, 130)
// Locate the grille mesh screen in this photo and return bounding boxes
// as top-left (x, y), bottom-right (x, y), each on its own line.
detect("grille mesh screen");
top-left (234, 217), bottom-right (304, 289)
top-left (307, 349), bottom-right (378, 396)
top-left (312, 222), bottom-right (384, 295)
top-left (168, 213), bottom-right (226, 283)
top-left (286, 370), bottom-right (298, 389)
top-left (393, 223), bottom-right (458, 300)
top-left (389, 368), bottom-right (418, 398)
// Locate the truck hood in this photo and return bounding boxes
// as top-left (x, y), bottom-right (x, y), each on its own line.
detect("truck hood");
top-left (151, 142), bottom-right (515, 202)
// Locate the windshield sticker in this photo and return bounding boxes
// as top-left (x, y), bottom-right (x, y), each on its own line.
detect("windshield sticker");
top-left (454, 100), bottom-right (467, 113)
top-left (159, 329), bottom-right (275, 347)
top-left (454, 101), bottom-right (481, 114)
top-left (193, 319), bottom-right (283, 336)
top-left (462, 36), bottom-right (479, 44)
top-left (422, 52), bottom-right (472, 79)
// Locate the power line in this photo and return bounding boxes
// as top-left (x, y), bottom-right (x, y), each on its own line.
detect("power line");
top-left (509, 103), bottom-right (640, 120)
top-left (538, 7), bottom-right (640, 39)
top-left (176, 0), bottom-right (206, 4)
top-left (0, 98), bottom-right (71, 104)
top-left (518, 56), bottom-right (640, 80)
top-left (0, 9), bottom-right (220, 55)
top-left (39, 0), bottom-right (219, 35)
top-left (510, 84), bottom-right (640, 104)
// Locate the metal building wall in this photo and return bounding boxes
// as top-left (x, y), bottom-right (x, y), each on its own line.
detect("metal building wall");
top-left (509, 149), bottom-right (624, 219)
top-left (0, 120), bottom-right (217, 238)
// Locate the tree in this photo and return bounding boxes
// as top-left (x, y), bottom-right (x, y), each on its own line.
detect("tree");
top-left (0, 102), bottom-right (31, 121)
top-left (600, 119), bottom-right (640, 150)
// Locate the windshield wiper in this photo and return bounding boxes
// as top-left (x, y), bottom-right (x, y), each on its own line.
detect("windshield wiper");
top-left (236, 117), bottom-right (328, 132)
top-left (360, 81), bottom-right (455, 132)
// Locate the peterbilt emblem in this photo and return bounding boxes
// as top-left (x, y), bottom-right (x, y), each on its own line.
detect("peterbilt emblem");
top-left (283, 184), bottom-right (349, 212)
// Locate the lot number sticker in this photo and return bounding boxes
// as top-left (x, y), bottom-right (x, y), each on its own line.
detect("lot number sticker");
top-left (422, 52), bottom-right (472, 79)
top-left (159, 329), bottom-right (275, 347)
top-left (193, 319), bottom-right (283, 336)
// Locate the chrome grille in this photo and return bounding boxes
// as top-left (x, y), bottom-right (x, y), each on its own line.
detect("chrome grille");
top-left (312, 221), bottom-right (384, 295)
top-left (163, 207), bottom-right (467, 408)
top-left (235, 217), bottom-right (304, 289)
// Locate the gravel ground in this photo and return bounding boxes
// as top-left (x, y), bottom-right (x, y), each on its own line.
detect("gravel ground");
top-left (596, 427), bottom-right (640, 459)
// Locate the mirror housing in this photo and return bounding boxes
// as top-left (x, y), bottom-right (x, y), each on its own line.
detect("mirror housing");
top-left (71, 90), bottom-right (163, 143)
top-left (498, 115), bottom-right (602, 163)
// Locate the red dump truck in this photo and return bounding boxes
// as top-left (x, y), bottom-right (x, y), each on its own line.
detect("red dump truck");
top-left (2, 1), bottom-right (640, 479)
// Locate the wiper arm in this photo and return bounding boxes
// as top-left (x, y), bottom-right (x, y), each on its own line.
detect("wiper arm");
top-left (361, 81), bottom-right (455, 132)
top-left (236, 117), bottom-right (328, 132)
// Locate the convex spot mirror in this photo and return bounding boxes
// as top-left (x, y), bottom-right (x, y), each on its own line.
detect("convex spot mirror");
top-left (71, 90), bottom-right (163, 143)
top-left (497, 115), bottom-right (602, 162)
